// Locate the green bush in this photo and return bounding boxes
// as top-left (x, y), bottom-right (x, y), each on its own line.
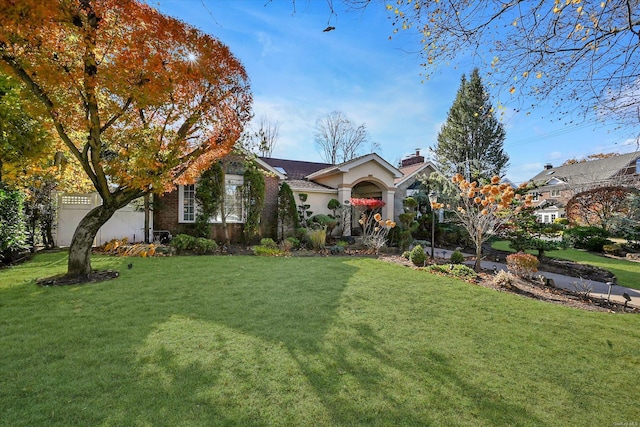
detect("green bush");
top-left (410, 245), bottom-right (427, 267)
top-left (562, 226), bottom-right (609, 250)
top-left (171, 234), bottom-right (217, 254)
top-left (584, 237), bottom-right (613, 253)
top-left (170, 234), bottom-right (197, 252)
top-left (0, 186), bottom-right (27, 263)
top-left (329, 245), bottom-right (345, 254)
top-left (450, 250), bottom-right (464, 264)
top-left (286, 236), bottom-right (300, 249)
top-left (426, 264), bottom-right (478, 280)
top-left (260, 238), bottom-right (278, 249)
top-left (336, 240), bottom-right (349, 248)
top-left (253, 245), bottom-right (285, 257)
top-left (402, 251), bottom-right (411, 260)
top-left (310, 214), bottom-right (338, 235)
top-left (194, 237), bottom-right (218, 254)
top-left (310, 214), bottom-right (337, 228)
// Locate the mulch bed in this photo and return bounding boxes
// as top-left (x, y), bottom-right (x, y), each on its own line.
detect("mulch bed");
top-left (36, 270), bottom-right (120, 287)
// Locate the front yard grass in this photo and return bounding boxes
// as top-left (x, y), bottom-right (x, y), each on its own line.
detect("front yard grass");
top-left (491, 240), bottom-right (640, 290)
top-left (1, 252), bottom-right (639, 426)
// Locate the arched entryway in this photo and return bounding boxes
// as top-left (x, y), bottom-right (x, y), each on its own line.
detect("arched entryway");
top-left (345, 178), bottom-right (395, 236)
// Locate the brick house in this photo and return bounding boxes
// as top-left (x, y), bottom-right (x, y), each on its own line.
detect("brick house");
top-left (153, 153), bottom-right (404, 242)
top-left (527, 152), bottom-right (640, 223)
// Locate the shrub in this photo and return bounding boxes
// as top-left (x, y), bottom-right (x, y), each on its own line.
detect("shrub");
top-left (402, 251), bottom-right (411, 260)
top-left (0, 186), bottom-right (27, 263)
top-left (506, 252), bottom-right (539, 278)
top-left (583, 237), bottom-right (613, 253)
top-left (279, 239), bottom-right (294, 252)
top-left (336, 240), bottom-right (349, 248)
top-left (603, 243), bottom-right (624, 256)
top-left (310, 214), bottom-right (337, 233)
top-left (414, 239), bottom-right (429, 248)
top-left (425, 264), bottom-right (478, 280)
top-left (450, 250), bottom-right (464, 264)
top-left (410, 245), bottom-right (426, 266)
top-left (493, 270), bottom-right (516, 288)
top-left (286, 236), bottom-right (300, 249)
top-left (194, 237), bottom-right (218, 254)
top-left (329, 245), bottom-right (344, 254)
top-left (358, 212), bottom-right (396, 254)
top-left (170, 234), bottom-right (197, 252)
top-left (307, 227), bottom-right (326, 250)
top-left (253, 245), bottom-right (285, 257)
top-left (562, 226), bottom-right (609, 250)
top-left (260, 238), bottom-right (278, 249)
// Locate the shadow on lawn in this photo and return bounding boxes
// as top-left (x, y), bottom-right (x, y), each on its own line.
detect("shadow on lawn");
top-left (1, 255), bottom-right (541, 425)
top-left (127, 257), bottom-right (541, 426)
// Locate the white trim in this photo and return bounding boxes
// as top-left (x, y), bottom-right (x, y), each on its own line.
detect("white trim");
top-left (254, 157), bottom-right (287, 179)
top-left (179, 184), bottom-right (196, 223)
top-left (306, 153), bottom-right (402, 180)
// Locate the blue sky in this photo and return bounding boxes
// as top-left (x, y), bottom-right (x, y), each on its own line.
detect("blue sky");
top-left (150, 0), bottom-right (638, 185)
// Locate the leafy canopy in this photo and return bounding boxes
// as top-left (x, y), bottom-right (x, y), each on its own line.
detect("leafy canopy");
top-left (0, 0), bottom-right (252, 198)
top-left (0, 0), bottom-right (252, 277)
top-left (379, 0), bottom-right (640, 126)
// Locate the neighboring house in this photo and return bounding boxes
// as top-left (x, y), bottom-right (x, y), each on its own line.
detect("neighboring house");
top-left (393, 149), bottom-right (438, 220)
top-left (527, 152), bottom-right (640, 223)
top-left (153, 152), bottom-right (403, 242)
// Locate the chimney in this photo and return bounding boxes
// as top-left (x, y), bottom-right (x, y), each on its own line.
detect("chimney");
top-left (544, 163), bottom-right (553, 170)
top-left (401, 149), bottom-right (425, 167)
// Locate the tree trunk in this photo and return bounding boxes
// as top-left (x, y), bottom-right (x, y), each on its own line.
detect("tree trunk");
top-left (144, 193), bottom-right (150, 243)
top-left (66, 204), bottom-right (117, 278)
top-left (474, 230), bottom-right (482, 272)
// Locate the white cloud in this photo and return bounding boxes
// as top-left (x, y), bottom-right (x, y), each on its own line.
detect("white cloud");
top-left (256, 31), bottom-right (276, 57)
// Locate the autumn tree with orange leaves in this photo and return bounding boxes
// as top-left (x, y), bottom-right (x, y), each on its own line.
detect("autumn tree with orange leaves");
top-left (443, 174), bottom-right (532, 271)
top-left (0, 0), bottom-right (252, 279)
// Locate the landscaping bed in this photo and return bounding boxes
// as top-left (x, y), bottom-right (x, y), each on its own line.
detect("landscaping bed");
top-left (379, 254), bottom-right (638, 314)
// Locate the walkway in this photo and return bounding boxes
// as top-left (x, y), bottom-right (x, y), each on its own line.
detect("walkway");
top-left (430, 248), bottom-right (640, 309)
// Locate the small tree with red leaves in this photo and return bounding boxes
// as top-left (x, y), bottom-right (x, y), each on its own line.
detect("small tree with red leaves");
top-left (566, 186), bottom-right (637, 231)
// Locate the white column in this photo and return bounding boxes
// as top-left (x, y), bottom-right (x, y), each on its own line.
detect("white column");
top-left (383, 189), bottom-right (395, 220)
top-left (338, 186), bottom-right (352, 236)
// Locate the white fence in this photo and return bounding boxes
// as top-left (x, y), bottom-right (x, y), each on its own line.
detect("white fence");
top-left (55, 193), bottom-right (150, 247)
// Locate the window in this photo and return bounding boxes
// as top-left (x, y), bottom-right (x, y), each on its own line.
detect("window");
top-left (531, 192), bottom-right (539, 201)
top-left (178, 175), bottom-right (244, 224)
top-left (550, 189), bottom-right (560, 197)
top-left (213, 176), bottom-right (244, 223)
top-left (550, 214), bottom-right (556, 222)
top-left (180, 184), bottom-right (196, 222)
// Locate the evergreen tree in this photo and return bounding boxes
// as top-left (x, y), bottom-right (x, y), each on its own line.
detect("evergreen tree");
top-left (432, 68), bottom-right (509, 181)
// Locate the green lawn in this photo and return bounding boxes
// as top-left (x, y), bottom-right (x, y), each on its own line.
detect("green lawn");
top-left (1, 252), bottom-right (639, 426)
top-left (491, 240), bottom-right (640, 290)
